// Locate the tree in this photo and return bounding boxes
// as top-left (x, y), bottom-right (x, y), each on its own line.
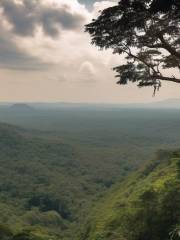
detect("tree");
top-left (85, 0), bottom-right (180, 94)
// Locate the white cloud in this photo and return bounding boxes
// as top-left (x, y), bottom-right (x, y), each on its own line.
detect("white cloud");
top-left (1, 0), bottom-right (177, 103)
top-left (0, 0), bottom-right (119, 70)
top-left (92, 1), bottom-right (117, 17)
top-left (79, 61), bottom-right (96, 74)
top-left (78, 61), bottom-right (96, 82)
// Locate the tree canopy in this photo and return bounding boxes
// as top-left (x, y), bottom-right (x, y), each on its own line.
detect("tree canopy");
top-left (85, 0), bottom-right (180, 94)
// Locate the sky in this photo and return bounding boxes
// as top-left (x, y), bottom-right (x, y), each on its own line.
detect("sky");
top-left (0, 0), bottom-right (179, 103)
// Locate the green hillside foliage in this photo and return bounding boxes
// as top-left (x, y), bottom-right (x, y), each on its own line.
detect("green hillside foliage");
top-left (0, 107), bottom-right (180, 239)
top-left (81, 150), bottom-right (180, 240)
top-left (0, 122), bottom-right (138, 239)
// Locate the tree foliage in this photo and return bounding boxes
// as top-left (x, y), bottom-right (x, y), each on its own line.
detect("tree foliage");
top-left (85, 0), bottom-right (180, 94)
top-left (80, 151), bottom-right (180, 240)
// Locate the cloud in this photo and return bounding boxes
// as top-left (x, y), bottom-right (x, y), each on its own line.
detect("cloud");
top-left (0, 26), bottom-right (50, 70)
top-left (92, 1), bottom-right (117, 17)
top-left (79, 61), bottom-right (96, 82)
top-left (0, 0), bottom-right (118, 74)
top-left (79, 0), bottom-right (117, 10)
top-left (0, 0), bottom-right (89, 70)
top-left (47, 74), bottom-right (67, 83)
top-left (0, 0), bottom-right (86, 37)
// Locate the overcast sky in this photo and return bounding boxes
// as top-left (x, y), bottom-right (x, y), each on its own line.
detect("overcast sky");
top-left (0, 0), bottom-right (179, 103)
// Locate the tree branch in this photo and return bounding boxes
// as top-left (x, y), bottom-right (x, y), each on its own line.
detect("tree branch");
top-left (123, 46), bottom-right (157, 74)
top-left (152, 75), bottom-right (180, 83)
top-left (146, 43), bottom-right (163, 49)
top-left (123, 46), bottom-right (180, 84)
top-left (158, 34), bottom-right (180, 60)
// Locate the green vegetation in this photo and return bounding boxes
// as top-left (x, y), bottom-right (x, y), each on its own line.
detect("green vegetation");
top-left (0, 107), bottom-right (179, 239)
top-left (0, 122), bottom-right (136, 239)
top-left (80, 150), bottom-right (180, 240)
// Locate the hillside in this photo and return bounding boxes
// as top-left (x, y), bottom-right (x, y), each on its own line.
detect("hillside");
top-left (0, 116), bottom-right (179, 240)
top-left (0, 123), bottom-right (78, 239)
top-left (80, 150), bottom-right (180, 240)
top-left (0, 123), bottom-right (137, 239)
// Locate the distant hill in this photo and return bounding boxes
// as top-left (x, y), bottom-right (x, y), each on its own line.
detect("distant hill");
top-left (29, 99), bottom-right (180, 109)
top-left (0, 99), bottom-right (180, 110)
top-left (16, 98), bottom-right (180, 109)
top-left (10, 103), bottom-right (34, 112)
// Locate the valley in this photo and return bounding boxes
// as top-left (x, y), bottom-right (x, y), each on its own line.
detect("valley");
top-left (0, 105), bottom-right (179, 239)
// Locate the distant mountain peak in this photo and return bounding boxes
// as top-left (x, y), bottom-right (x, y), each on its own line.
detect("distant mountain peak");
top-left (10, 103), bottom-right (34, 111)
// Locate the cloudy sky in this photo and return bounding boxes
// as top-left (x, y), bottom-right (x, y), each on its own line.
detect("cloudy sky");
top-left (0, 0), bottom-right (179, 103)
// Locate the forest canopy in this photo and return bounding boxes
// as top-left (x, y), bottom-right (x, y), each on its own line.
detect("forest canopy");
top-left (85, 0), bottom-right (180, 94)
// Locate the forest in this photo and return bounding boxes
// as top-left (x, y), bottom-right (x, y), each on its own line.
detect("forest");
top-left (0, 105), bottom-right (179, 239)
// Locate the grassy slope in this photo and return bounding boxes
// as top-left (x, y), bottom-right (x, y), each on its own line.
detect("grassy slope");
top-left (81, 150), bottom-right (180, 240)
